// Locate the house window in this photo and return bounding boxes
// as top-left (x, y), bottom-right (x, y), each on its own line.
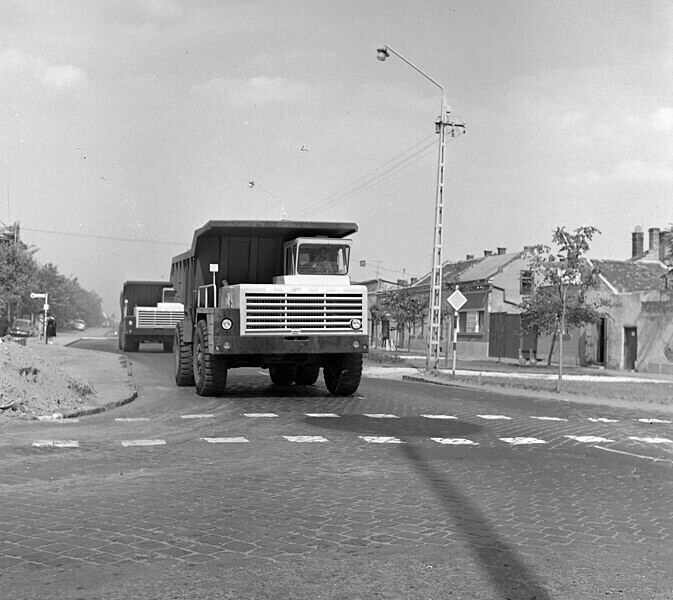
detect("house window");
top-left (520, 270), bottom-right (533, 295)
top-left (458, 310), bottom-right (484, 334)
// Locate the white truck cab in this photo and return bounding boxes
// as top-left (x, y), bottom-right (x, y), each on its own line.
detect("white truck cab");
top-left (275, 237), bottom-right (352, 285)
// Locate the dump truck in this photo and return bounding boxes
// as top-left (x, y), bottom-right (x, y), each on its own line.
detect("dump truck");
top-left (170, 220), bottom-right (369, 396)
top-left (118, 281), bottom-right (184, 352)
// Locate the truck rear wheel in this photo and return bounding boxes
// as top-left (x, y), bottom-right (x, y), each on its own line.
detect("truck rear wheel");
top-left (121, 330), bottom-right (139, 352)
top-left (295, 365), bottom-right (320, 386)
top-left (174, 322), bottom-right (194, 386)
top-left (269, 365), bottom-right (297, 386)
top-left (324, 354), bottom-right (363, 396)
top-left (193, 320), bottom-right (227, 396)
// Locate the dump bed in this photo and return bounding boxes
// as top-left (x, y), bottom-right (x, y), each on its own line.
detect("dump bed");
top-left (170, 220), bottom-right (358, 306)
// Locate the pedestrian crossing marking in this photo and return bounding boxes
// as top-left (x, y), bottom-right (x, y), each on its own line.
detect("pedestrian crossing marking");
top-left (565, 435), bottom-right (615, 443)
top-left (477, 414), bottom-right (512, 420)
top-left (364, 414), bottom-right (399, 419)
top-left (431, 438), bottom-right (478, 445)
top-left (115, 417), bottom-right (150, 422)
top-left (32, 440), bottom-right (80, 448)
top-left (305, 413), bottom-right (340, 418)
top-left (422, 414), bottom-right (458, 419)
top-left (588, 417), bottom-right (619, 423)
top-left (201, 437), bottom-right (249, 443)
top-left (360, 436), bottom-right (403, 444)
top-left (531, 416), bottom-right (567, 421)
top-left (638, 418), bottom-right (672, 424)
top-left (628, 437), bottom-right (673, 444)
top-left (121, 439), bottom-right (166, 447)
top-left (283, 436), bottom-right (329, 443)
top-left (244, 413), bottom-right (279, 418)
top-left (500, 437), bottom-right (548, 445)
top-left (181, 414), bottom-right (215, 419)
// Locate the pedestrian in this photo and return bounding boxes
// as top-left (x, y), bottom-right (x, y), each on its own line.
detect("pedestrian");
top-left (46, 315), bottom-right (57, 343)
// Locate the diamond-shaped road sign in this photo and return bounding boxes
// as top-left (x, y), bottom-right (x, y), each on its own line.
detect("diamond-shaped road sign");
top-left (447, 289), bottom-right (467, 311)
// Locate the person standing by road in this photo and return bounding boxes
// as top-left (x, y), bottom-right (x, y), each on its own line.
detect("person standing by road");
top-left (46, 314), bottom-right (57, 343)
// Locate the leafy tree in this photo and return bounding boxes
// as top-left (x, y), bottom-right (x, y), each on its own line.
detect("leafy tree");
top-left (0, 240), bottom-right (39, 320)
top-left (519, 226), bottom-right (609, 392)
top-left (380, 288), bottom-right (428, 350)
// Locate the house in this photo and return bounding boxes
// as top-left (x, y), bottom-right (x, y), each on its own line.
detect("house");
top-left (537, 226), bottom-right (673, 372)
top-left (376, 247), bottom-right (536, 359)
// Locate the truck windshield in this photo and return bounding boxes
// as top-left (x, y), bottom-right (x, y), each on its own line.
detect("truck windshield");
top-left (297, 244), bottom-right (349, 275)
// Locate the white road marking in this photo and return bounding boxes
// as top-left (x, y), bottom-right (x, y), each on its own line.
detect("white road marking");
top-left (431, 438), bottom-right (478, 445)
top-left (592, 445), bottom-right (673, 465)
top-left (36, 416), bottom-right (80, 423)
top-left (359, 436), bottom-right (404, 444)
top-left (422, 414), bottom-right (458, 419)
top-left (283, 436), bottom-right (329, 443)
top-left (32, 440), bottom-right (80, 448)
top-left (201, 437), bottom-right (249, 443)
top-left (180, 414), bottom-right (215, 419)
top-left (244, 413), bottom-right (279, 418)
top-left (305, 413), bottom-right (340, 418)
top-left (121, 439), bottom-right (166, 447)
top-left (637, 418), bottom-right (672, 424)
top-left (477, 414), bottom-right (512, 420)
top-left (364, 414), bottom-right (399, 418)
top-left (500, 437), bottom-right (548, 445)
top-left (628, 437), bottom-right (673, 444)
top-left (530, 416), bottom-right (567, 421)
top-left (115, 417), bottom-right (150, 422)
top-left (588, 417), bottom-right (619, 423)
top-left (565, 435), bottom-right (615, 443)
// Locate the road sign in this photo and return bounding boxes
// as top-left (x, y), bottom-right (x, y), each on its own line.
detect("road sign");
top-left (30, 292), bottom-right (46, 299)
top-left (447, 289), bottom-right (467, 311)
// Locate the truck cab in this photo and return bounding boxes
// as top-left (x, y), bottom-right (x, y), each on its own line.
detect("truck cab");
top-left (275, 237), bottom-right (351, 285)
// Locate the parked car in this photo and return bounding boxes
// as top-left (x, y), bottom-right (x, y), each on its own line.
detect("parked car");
top-left (72, 319), bottom-right (86, 331)
top-left (9, 318), bottom-right (33, 338)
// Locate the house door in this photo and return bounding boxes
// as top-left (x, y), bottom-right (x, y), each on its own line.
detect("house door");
top-left (624, 327), bottom-right (637, 371)
top-left (596, 317), bottom-right (606, 365)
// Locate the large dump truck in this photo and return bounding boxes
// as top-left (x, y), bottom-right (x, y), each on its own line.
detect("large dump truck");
top-left (170, 220), bottom-right (369, 396)
top-left (118, 281), bottom-right (184, 352)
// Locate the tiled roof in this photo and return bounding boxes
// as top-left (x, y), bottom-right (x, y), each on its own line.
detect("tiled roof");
top-left (592, 259), bottom-right (668, 293)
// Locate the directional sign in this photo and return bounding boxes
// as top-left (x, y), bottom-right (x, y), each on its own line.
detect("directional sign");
top-left (447, 289), bottom-right (467, 311)
top-left (30, 292), bottom-right (46, 299)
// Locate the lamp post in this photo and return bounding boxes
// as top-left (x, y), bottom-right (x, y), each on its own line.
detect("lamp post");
top-left (376, 44), bottom-right (464, 370)
top-left (248, 180), bottom-right (287, 220)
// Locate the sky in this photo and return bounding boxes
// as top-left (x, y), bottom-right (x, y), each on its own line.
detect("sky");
top-left (1, 0), bottom-right (672, 317)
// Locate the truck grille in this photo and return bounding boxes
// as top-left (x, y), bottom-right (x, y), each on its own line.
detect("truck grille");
top-left (243, 291), bottom-right (365, 334)
top-left (136, 309), bottom-right (184, 329)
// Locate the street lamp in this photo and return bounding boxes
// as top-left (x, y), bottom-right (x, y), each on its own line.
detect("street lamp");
top-left (376, 44), bottom-right (464, 370)
top-left (248, 180), bottom-right (288, 220)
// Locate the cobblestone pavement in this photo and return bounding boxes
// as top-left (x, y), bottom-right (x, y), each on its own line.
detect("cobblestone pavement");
top-left (1, 349), bottom-right (672, 599)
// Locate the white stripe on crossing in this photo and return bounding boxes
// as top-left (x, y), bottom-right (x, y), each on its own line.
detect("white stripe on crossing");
top-left (500, 437), bottom-right (547, 445)
top-left (283, 436), bottom-right (329, 443)
top-left (359, 436), bottom-right (403, 444)
top-left (305, 413), bottom-right (340, 418)
top-left (422, 414), bottom-right (458, 420)
top-left (565, 435), bottom-right (614, 443)
top-left (637, 418), bottom-right (672, 424)
top-left (530, 416), bottom-right (567, 421)
top-left (32, 440), bottom-right (80, 448)
top-left (588, 417), bottom-right (619, 423)
top-left (115, 417), bottom-right (150, 422)
top-left (431, 438), bottom-right (478, 445)
top-left (244, 413), bottom-right (278, 418)
top-left (181, 414), bottom-right (215, 419)
top-left (201, 437), bottom-right (249, 443)
top-left (477, 414), bottom-right (512, 420)
top-left (121, 439), bottom-right (166, 447)
top-left (628, 436), bottom-right (673, 444)
top-left (364, 414), bottom-right (399, 419)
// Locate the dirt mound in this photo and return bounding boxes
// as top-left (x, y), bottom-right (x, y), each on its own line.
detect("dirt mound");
top-left (0, 339), bottom-right (95, 418)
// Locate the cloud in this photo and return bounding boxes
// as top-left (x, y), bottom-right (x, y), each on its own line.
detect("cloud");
top-left (191, 76), bottom-right (313, 106)
top-left (43, 65), bottom-right (88, 89)
top-left (0, 48), bottom-right (87, 91)
top-left (649, 107), bottom-right (673, 131)
top-left (614, 159), bottom-right (673, 183)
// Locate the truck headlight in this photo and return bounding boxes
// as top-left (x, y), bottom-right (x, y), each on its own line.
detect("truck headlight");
top-left (221, 318), bottom-right (233, 330)
top-left (350, 318), bottom-right (362, 330)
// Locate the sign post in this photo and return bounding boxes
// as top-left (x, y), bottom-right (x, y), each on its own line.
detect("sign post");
top-left (446, 288), bottom-right (467, 379)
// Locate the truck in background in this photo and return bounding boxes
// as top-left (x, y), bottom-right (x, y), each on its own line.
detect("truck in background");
top-left (118, 281), bottom-right (184, 352)
top-left (170, 220), bottom-right (368, 396)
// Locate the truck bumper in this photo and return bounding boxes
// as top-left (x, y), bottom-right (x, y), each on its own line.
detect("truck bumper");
top-left (211, 332), bottom-right (369, 355)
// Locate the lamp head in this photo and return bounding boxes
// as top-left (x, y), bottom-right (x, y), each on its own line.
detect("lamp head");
top-left (247, 180), bottom-right (255, 188)
top-left (376, 47), bottom-right (389, 62)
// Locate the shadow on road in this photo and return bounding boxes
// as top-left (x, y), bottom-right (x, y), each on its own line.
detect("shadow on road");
top-left (401, 443), bottom-right (553, 600)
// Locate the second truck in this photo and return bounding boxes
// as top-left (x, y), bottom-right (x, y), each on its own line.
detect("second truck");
top-left (170, 220), bottom-right (369, 396)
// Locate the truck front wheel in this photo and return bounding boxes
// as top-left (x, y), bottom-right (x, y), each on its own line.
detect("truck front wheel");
top-left (323, 354), bottom-right (363, 396)
top-left (193, 320), bottom-right (227, 396)
top-left (174, 322), bottom-right (194, 386)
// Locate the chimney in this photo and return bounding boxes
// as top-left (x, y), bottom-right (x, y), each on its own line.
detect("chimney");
top-left (466, 254), bottom-right (474, 260)
top-left (660, 231), bottom-right (673, 261)
top-left (632, 226), bottom-right (644, 258)
top-left (497, 247), bottom-right (506, 255)
top-left (410, 277), bottom-right (418, 285)
top-left (649, 227), bottom-right (660, 258)
top-left (484, 250), bottom-right (493, 256)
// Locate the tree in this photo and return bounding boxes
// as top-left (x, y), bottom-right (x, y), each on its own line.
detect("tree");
top-left (380, 288), bottom-right (428, 351)
top-left (0, 240), bottom-right (39, 320)
top-left (519, 226), bottom-right (609, 392)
